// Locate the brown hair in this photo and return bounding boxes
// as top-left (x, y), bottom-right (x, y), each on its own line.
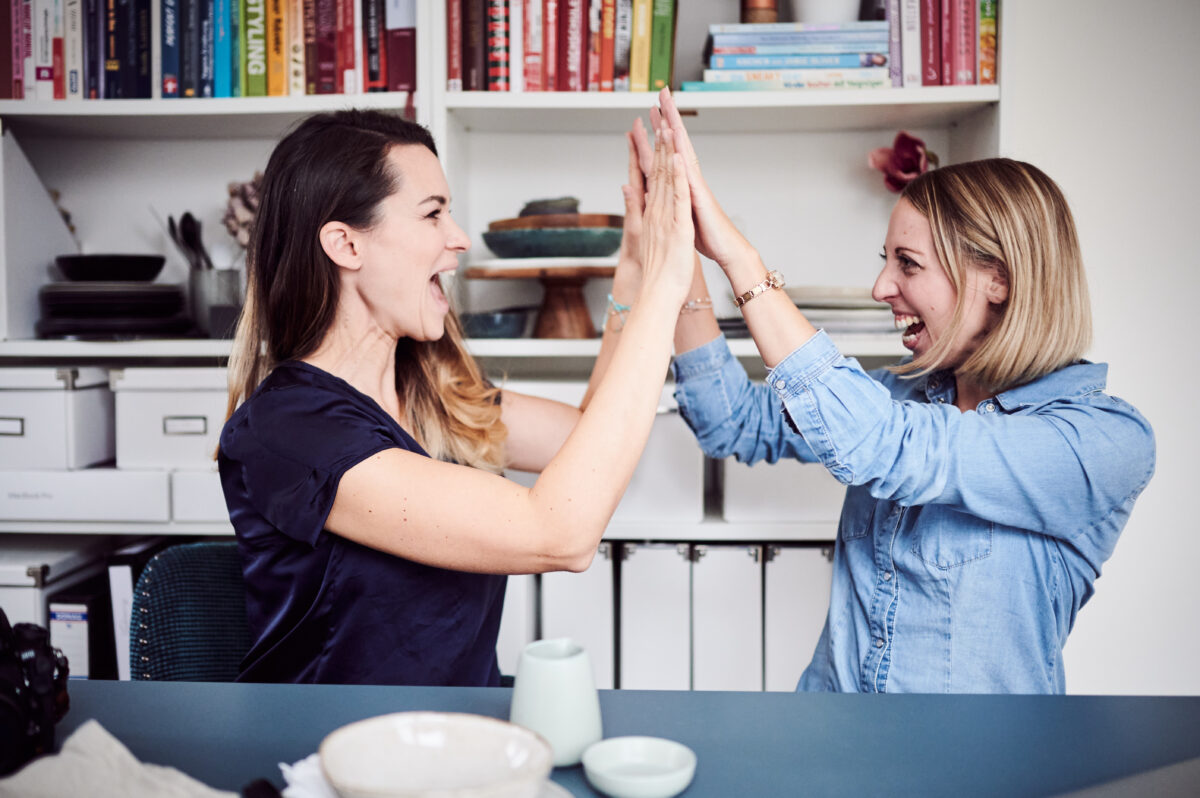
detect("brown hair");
top-left (896, 158), bottom-right (1092, 393)
top-left (224, 109), bottom-right (506, 471)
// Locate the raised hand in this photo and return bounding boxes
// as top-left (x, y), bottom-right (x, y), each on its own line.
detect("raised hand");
top-left (638, 122), bottom-right (695, 309)
top-left (655, 88), bottom-right (756, 273)
top-left (615, 121), bottom-right (651, 274)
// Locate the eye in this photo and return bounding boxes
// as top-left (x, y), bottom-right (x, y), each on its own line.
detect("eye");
top-left (897, 254), bottom-right (919, 272)
top-left (425, 208), bottom-right (442, 220)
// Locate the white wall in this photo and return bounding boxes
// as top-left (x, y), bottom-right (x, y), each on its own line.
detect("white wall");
top-left (999, 1), bottom-right (1200, 694)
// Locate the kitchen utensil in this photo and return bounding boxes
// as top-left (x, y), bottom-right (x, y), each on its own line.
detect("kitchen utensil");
top-left (318, 711), bottom-right (552, 798)
top-left (180, 212), bottom-right (214, 270)
top-left (481, 227), bottom-right (622, 259)
top-left (581, 737), bottom-right (697, 798)
top-left (518, 197), bottom-right (579, 216)
top-left (55, 254), bottom-right (165, 282)
top-left (487, 213), bottom-right (624, 231)
top-left (509, 638), bottom-right (603, 767)
top-left (460, 306), bottom-right (537, 338)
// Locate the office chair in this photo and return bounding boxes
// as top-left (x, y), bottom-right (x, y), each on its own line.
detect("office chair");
top-left (130, 541), bottom-right (251, 681)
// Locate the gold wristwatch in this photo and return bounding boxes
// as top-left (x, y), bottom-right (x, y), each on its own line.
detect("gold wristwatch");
top-left (734, 270), bottom-right (786, 308)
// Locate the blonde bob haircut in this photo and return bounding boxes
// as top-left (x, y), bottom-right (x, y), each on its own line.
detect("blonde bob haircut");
top-left (894, 158), bottom-right (1092, 394)
top-left (224, 110), bottom-right (506, 473)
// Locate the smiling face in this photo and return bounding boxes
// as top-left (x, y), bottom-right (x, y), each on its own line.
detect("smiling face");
top-left (351, 144), bottom-right (470, 342)
top-left (872, 198), bottom-right (1007, 370)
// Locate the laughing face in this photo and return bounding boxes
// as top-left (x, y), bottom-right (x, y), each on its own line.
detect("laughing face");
top-left (872, 198), bottom-right (1007, 369)
top-left (352, 144), bottom-right (469, 342)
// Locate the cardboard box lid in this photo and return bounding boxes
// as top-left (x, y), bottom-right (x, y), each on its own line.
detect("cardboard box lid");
top-left (0, 367), bottom-right (109, 391)
top-left (109, 367), bottom-right (228, 392)
top-left (0, 534), bottom-right (114, 587)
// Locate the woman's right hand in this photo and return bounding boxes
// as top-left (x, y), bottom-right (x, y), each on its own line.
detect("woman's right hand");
top-left (653, 88), bottom-right (757, 273)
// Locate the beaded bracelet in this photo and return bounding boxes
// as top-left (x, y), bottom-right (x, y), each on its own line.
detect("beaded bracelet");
top-left (680, 296), bottom-right (713, 314)
top-left (606, 293), bottom-right (632, 331)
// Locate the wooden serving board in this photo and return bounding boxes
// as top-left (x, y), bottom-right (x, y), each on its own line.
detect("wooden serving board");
top-left (487, 213), bottom-right (623, 231)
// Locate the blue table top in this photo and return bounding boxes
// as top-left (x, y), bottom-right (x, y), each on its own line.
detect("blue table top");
top-left (54, 681), bottom-right (1200, 797)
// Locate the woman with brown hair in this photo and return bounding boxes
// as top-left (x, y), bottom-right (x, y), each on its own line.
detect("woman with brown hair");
top-left (646, 90), bottom-right (1155, 693)
top-left (218, 108), bottom-right (693, 685)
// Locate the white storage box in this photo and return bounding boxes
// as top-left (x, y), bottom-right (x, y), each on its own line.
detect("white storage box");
top-left (502, 380), bottom-right (704, 523)
top-left (170, 469), bottom-right (230, 523)
top-left (0, 469), bottom-right (170, 521)
top-left (723, 457), bottom-right (847, 523)
top-left (110, 368), bottom-right (228, 470)
top-left (0, 534), bottom-right (113, 627)
top-left (0, 368), bottom-right (114, 470)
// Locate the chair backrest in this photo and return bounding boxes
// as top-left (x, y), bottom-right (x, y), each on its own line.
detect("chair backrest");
top-left (130, 541), bottom-right (250, 681)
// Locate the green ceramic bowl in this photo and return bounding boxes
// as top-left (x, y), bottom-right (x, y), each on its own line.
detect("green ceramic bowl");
top-left (481, 227), bottom-right (622, 259)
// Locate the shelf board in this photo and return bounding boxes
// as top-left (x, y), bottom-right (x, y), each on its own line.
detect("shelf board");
top-left (447, 85), bottom-right (1000, 134)
top-left (0, 94), bottom-right (418, 139)
top-left (0, 332), bottom-right (905, 361)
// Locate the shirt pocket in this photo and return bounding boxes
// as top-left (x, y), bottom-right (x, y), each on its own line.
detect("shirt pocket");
top-left (838, 486), bottom-right (876, 541)
top-left (911, 506), bottom-right (993, 569)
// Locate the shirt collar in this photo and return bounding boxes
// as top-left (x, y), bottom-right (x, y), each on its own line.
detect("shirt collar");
top-left (994, 361), bottom-right (1108, 411)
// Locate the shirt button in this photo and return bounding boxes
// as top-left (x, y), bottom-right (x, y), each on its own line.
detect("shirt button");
top-left (985, 403), bottom-right (996, 412)
top-left (883, 571), bottom-right (892, 581)
top-left (774, 379), bottom-right (786, 390)
top-left (936, 397), bottom-right (945, 404)
top-left (875, 638), bottom-right (884, 648)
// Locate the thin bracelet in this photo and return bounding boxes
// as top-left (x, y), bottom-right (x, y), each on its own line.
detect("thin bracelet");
top-left (606, 293), bottom-right (632, 332)
top-left (680, 296), bottom-right (713, 314)
top-left (734, 270), bottom-right (786, 309)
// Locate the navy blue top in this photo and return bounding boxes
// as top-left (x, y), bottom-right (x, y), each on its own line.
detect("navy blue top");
top-left (217, 361), bottom-right (506, 687)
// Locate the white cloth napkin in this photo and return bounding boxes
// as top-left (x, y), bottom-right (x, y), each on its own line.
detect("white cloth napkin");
top-left (0, 719), bottom-right (237, 798)
top-left (279, 754), bottom-right (339, 798)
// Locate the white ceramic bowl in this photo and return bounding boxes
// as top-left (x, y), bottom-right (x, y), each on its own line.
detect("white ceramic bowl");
top-left (319, 712), bottom-right (553, 798)
top-left (581, 736), bottom-right (697, 798)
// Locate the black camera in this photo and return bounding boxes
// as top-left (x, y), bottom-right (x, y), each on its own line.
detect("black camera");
top-left (0, 606), bottom-right (70, 776)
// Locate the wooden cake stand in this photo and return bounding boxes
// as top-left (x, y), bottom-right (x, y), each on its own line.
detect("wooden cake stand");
top-left (464, 265), bottom-right (616, 339)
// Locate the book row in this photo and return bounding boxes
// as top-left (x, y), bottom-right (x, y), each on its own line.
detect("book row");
top-left (0, 0), bottom-right (415, 100)
top-left (683, 2), bottom-right (997, 92)
top-left (448, 0), bottom-right (677, 92)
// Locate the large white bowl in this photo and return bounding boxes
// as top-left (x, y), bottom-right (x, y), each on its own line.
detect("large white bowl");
top-left (581, 736), bottom-right (697, 798)
top-left (319, 712), bottom-right (554, 798)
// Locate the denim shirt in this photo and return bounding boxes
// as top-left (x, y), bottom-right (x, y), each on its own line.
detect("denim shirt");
top-left (672, 332), bottom-right (1155, 694)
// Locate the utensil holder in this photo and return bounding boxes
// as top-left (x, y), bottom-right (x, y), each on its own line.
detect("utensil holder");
top-left (190, 268), bottom-right (243, 338)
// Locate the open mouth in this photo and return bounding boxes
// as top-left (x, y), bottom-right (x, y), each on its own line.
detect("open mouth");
top-left (894, 314), bottom-right (925, 347)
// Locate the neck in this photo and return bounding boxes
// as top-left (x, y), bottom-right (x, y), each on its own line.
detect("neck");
top-left (304, 311), bottom-right (401, 419)
top-left (953, 376), bottom-right (992, 413)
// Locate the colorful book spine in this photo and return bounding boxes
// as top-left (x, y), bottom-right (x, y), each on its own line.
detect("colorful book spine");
top-left (597, 0), bottom-right (611, 90)
top-left (646, 0), bottom-right (670, 90)
top-left (899, 0), bottom-right (919, 86)
top-left (885, 0), bottom-right (900, 86)
top-left (540, 0), bottom-right (554, 89)
top-left (64, 0), bottom-right (82, 96)
top-left (919, 0), bottom-right (938, 85)
top-left (264, 0), bottom-right (283, 92)
top-left (13, 0), bottom-right (27, 97)
top-left (135, 0), bottom-right (150, 95)
top-left (445, 0), bottom-right (460, 89)
top-left (1, 1), bottom-right (11, 99)
top-left (707, 21), bottom-right (889, 34)
top-left (521, 0), bottom-right (539, 89)
top-left (301, 0), bottom-right (314, 90)
top-left (33, 0), bottom-right (54, 98)
top-left (703, 66), bottom-right (890, 89)
top-left (681, 78), bottom-right (783, 91)
top-left (286, 0), bottom-right (302, 92)
top-left (197, 0), bottom-right (212, 96)
top-left (21, 0), bottom-right (34, 97)
top-left (462, 0), bottom-right (483, 89)
top-left (103, 0), bottom-right (120, 96)
top-left (486, 0), bottom-right (507, 90)
top-left (610, 0), bottom-right (628, 89)
top-left (585, 0), bottom-right (598, 90)
top-left (244, 0), bottom-right (266, 93)
top-left (556, 0), bottom-right (581, 90)
top-left (383, 0), bottom-right (412, 91)
top-left (82, 0), bottom-right (100, 96)
top-left (938, 0), bottom-right (950, 84)
top-left (53, 0), bottom-right (65, 97)
top-left (311, 0), bottom-right (333, 91)
top-left (213, 0), bottom-right (231, 94)
top-left (158, 0), bottom-right (176, 93)
top-left (710, 30), bottom-right (896, 49)
top-left (710, 52), bottom-right (885, 70)
top-left (949, 0), bottom-right (973, 84)
top-left (977, 0), bottom-right (995, 84)
top-left (627, 0), bottom-right (646, 91)
top-left (338, 0), bottom-right (355, 92)
top-left (711, 41), bottom-right (887, 55)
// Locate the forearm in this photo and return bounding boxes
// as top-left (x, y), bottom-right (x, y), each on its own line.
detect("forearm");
top-left (722, 249), bottom-right (818, 369)
top-left (674, 254), bottom-right (721, 355)
top-left (581, 259), bottom-right (641, 410)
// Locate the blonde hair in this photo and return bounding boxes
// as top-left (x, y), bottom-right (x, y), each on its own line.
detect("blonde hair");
top-left (895, 158), bottom-right (1092, 393)
top-left (223, 110), bottom-right (506, 472)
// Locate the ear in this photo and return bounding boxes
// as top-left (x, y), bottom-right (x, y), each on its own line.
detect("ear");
top-left (984, 266), bottom-right (1009, 305)
top-left (319, 221), bottom-right (363, 271)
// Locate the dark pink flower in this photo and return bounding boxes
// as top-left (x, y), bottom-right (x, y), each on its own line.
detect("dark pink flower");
top-left (868, 131), bottom-right (937, 193)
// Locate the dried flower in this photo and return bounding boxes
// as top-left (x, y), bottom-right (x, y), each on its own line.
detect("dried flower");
top-left (223, 172), bottom-right (263, 249)
top-left (868, 131), bottom-right (939, 193)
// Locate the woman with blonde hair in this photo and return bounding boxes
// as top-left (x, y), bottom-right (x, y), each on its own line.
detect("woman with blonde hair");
top-left (219, 108), bottom-right (694, 685)
top-left (647, 90), bottom-right (1154, 693)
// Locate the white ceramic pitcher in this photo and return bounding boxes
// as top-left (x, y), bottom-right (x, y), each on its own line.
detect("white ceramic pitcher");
top-left (508, 638), bottom-right (603, 767)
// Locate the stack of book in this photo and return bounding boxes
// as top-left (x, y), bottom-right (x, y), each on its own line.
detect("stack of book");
top-left (683, 1), bottom-right (998, 92)
top-left (0, 0), bottom-right (417, 99)
top-left (448, 0), bottom-right (677, 93)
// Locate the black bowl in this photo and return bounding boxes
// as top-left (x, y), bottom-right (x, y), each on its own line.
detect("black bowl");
top-left (55, 254), bottom-right (167, 282)
top-left (461, 307), bottom-right (537, 338)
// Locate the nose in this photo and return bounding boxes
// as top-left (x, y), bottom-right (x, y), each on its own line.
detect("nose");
top-left (447, 213), bottom-right (471, 252)
top-left (871, 261), bottom-right (896, 304)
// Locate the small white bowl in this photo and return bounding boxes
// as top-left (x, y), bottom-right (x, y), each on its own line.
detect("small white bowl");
top-left (319, 712), bottom-right (553, 798)
top-left (581, 736), bottom-right (697, 798)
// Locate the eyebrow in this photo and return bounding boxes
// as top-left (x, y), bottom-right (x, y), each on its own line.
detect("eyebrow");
top-left (419, 194), bottom-right (449, 206)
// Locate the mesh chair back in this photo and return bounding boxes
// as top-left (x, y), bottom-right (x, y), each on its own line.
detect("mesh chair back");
top-left (130, 541), bottom-right (250, 681)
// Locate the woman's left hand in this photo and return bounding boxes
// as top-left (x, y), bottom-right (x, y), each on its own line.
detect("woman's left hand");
top-left (613, 119), bottom-right (654, 298)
